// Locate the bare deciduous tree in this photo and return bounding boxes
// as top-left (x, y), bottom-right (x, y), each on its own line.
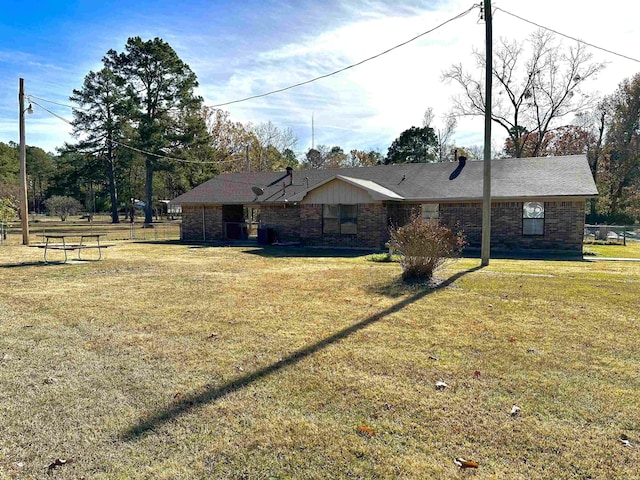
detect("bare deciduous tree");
top-left (249, 121), bottom-right (297, 171)
top-left (422, 107), bottom-right (458, 161)
top-left (443, 29), bottom-right (605, 158)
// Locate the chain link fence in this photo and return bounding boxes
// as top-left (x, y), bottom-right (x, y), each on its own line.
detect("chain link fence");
top-left (0, 219), bottom-right (181, 246)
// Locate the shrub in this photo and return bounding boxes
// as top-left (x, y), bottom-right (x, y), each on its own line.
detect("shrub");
top-left (45, 195), bottom-right (83, 221)
top-left (387, 216), bottom-right (466, 282)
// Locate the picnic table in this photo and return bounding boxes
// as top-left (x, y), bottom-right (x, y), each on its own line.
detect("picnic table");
top-left (35, 233), bottom-right (114, 263)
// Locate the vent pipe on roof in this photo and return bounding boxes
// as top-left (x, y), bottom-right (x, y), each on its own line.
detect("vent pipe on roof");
top-left (286, 166), bottom-right (293, 184)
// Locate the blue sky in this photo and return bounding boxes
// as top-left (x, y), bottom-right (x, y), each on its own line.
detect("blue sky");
top-left (1, 0), bottom-right (639, 156)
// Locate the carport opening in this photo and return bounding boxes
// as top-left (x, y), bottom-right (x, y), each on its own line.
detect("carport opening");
top-left (222, 205), bottom-right (260, 240)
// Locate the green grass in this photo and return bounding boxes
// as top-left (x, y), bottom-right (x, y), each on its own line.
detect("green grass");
top-left (1, 243), bottom-right (639, 479)
top-left (584, 240), bottom-right (640, 258)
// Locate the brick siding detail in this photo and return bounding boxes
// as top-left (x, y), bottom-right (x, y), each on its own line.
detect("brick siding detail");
top-left (181, 205), bottom-right (223, 241)
top-left (300, 205), bottom-right (322, 240)
top-left (260, 204), bottom-right (301, 242)
top-left (181, 200), bottom-right (586, 252)
top-left (440, 203), bottom-right (482, 246)
top-left (440, 200), bottom-right (585, 252)
top-left (301, 203), bottom-right (388, 249)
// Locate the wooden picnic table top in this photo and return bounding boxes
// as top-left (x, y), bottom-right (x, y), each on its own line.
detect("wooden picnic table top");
top-left (38, 232), bottom-right (107, 239)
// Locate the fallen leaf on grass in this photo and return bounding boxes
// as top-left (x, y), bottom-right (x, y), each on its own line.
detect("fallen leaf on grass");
top-left (619, 438), bottom-right (632, 448)
top-left (43, 377), bottom-right (57, 385)
top-left (454, 458), bottom-right (479, 469)
top-left (428, 355), bottom-right (439, 361)
top-left (173, 392), bottom-right (182, 399)
top-left (435, 381), bottom-right (449, 390)
top-left (473, 370), bottom-right (481, 379)
top-left (508, 337), bottom-right (517, 343)
top-left (510, 405), bottom-right (521, 416)
top-left (357, 425), bottom-right (375, 437)
top-left (48, 458), bottom-right (72, 471)
top-left (206, 333), bottom-right (218, 340)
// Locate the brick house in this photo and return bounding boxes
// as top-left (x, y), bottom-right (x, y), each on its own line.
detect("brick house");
top-left (171, 155), bottom-right (597, 254)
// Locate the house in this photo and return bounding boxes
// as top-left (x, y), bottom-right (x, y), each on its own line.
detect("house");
top-left (170, 155), bottom-right (597, 254)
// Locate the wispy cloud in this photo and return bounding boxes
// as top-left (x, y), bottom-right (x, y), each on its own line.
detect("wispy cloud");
top-left (1, 0), bottom-right (639, 155)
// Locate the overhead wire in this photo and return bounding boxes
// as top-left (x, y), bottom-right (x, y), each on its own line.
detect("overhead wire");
top-left (210, 4), bottom-right (480, 108)
top-left (494, 6), bottom-right (640, 64)
top-left (28, 100), bottom-right (73, 126)
top-left (27, 94), bottom-right (89, 111)
top-left (28, 100), bottom-right (237, 165)
top-left (26, 6), bottom-right (480, 167)
top-left (27, 2), bottom-right (639, 169)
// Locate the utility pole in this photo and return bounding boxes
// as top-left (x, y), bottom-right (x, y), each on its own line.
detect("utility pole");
top-left (481, 0), bottom-right (492, 266)
top-left (18, 78), bottom-right (30, 246)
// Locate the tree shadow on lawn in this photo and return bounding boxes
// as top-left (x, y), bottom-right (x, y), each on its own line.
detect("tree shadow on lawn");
top-left (242, 246), bottom-right (377, 259)
top-left (0, 261), bottom-right (66, 268)
top-left (136, 240), bottom-right (376, 258)
top-left (121, 263), bottom-right (484, 441)
top-left (366, 266), bottom-right (483, 298)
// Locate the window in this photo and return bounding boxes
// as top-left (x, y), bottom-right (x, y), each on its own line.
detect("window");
top-left (323, 204), bottom-right (358, 234)
top-left (523, 202), bottom-right (544, 235)
top-left (421, 203), bottom-right (439, 222)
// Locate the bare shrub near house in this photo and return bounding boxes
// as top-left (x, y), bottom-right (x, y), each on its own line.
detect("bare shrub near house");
top-left (387, 215), bottom-right (466, 282)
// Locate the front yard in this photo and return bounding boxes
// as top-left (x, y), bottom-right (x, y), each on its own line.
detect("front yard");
top-left (0, 243), bottom-right (638, 479)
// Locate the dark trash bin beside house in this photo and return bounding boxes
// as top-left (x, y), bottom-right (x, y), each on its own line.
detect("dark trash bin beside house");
top-left (257, 227), bottom-right (276, 245)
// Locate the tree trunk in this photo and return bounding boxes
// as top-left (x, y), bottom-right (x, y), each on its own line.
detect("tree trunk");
top-left (107, 159), bottom-right (120, 223)
top-left (145, 157), bottom-right (154, 224)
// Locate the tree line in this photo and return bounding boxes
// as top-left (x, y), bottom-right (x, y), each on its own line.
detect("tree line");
top-left (1, 29), bottom-right (639, 224)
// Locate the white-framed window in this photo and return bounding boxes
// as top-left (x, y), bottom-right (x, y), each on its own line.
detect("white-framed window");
top-left (523, 202), bottom-right (544, 235)
top-left (421, 203), bottom-right (439, 221)
top-left (323, 204), bottom-right (358, 235)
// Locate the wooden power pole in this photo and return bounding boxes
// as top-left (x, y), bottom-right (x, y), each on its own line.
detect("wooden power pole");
top-left (481, 0), bottom-right (492, 266)
top-left (18, 78), bottom-right (30, 246)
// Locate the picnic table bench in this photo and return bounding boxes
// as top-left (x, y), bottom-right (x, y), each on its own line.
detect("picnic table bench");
top-left (35, 233), bottom-right (115, 263)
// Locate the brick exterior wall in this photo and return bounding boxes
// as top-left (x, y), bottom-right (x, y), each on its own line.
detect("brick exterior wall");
top-left (301, 203), bottom-right (388, 249)
top-left (300, 205), bottom-right (322, 241)
top-left (440, 200), bottom-right (586, 252)
top-left (387, 203), bottom-right (420, 228)
top-left (181, 205), bottom-right (223, 241)
top-left (181, 199), bottom-right (586, 252)
top-left (260, 204), bottom-right (301, 242)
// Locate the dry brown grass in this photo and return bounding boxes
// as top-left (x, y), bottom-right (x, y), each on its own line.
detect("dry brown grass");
top-left (0, 242), bottom-right (639, 479)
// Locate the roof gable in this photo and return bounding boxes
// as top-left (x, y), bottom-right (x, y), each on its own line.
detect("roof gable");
top-left (291, 175), bottom-right (405, 203)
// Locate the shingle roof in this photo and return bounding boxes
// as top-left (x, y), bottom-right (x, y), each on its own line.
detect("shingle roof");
top-left (171, 155), bottom-right (597, 205)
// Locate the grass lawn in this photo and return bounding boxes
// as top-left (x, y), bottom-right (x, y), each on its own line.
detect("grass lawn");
top-left (584, 240), bottom-right (640, 259)
top-left (0, 243), bottom-right (638, 479)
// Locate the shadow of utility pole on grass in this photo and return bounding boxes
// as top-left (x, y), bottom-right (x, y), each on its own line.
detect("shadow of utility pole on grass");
top-left (121, 264), bottom-right (484, 441)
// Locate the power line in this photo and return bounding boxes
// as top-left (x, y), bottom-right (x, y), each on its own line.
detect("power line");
top-left (210, 4), bottom-right (480, 108)
top-left (494, 6), bottom-right (640, 64)
top-left (28, 100), bottom-right (73, 125)
top-left (26, 94), bottom-right (87, 111)
top-left (105, 138), bottom-right (225, 165)
top-left (29, 100), bottom-right (238, 166)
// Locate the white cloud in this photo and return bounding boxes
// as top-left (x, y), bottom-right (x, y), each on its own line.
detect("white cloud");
top-left (2, 0), bottom-right (639, 156)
